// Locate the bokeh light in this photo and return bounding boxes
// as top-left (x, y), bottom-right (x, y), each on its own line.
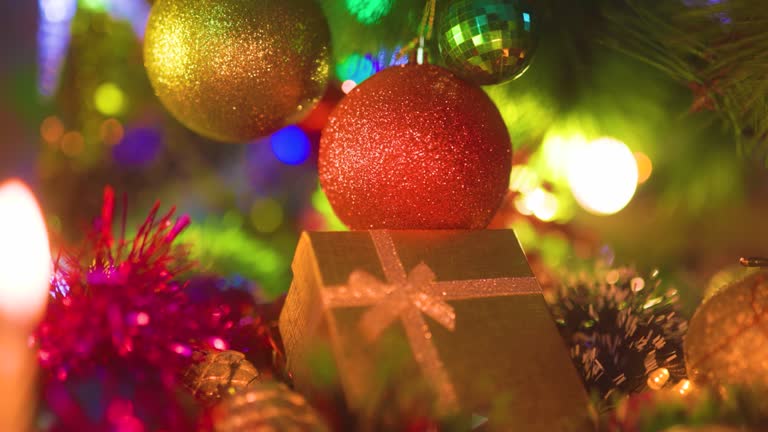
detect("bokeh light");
top-left (180, 218), bottom-right (285, 296)
top-left (112, 127), bottom-right (162, 166)
top-left (40, 116), bottom-right (65, 145)
top-left (94, 82), bottom-right (126, 116)
top-left (0, 180), bottom-right (52, 324)
top-left (345, 0), bottom-right (393, 24)
top-left (634, 151), bottom-right (653, 184)
top-left (539, 131), bottom-right (588, 184)
top-left (341, 80), bottom-right (357, 94)
top-left (99, 118), bottom-right (125, 146)
top-left (311, 187), bottom-right (346, 231)
top-left (336, 48), bottom-right (408, 83)
top-left (38, 0), bottom-right (77, 96)
top-left (515, 188), bottom-right (559, 222)
top-left (270, 126), bottom-right (311, 165)
top-left (509, 165), bottom-right (540, 194)
top-left (337, 54), bottom-right (375, 83)
top-left (567, 137), bottom-right (638, 215)
top-left (80, 0), bottom-right (108, 11)
top-left (250, 199), bottom-right (284, 233)
top-left (60, 131), bottom-right (85, 156)
top-left (221, 210), bottom-right (244, 229)
top-left (107, 0), bottom-right (151, 38)
top-left (40, 0), bottom-right (77, 22)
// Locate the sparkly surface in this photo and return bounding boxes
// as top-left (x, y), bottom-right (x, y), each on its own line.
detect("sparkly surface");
top-left (144, 0), bottom-right (330, 142)
top-left (436, 0), bottom-right (537, 85)
top-left (184, 350), bottom-right (261, 404)
top-left (318, 64), bottom-right (511, 230)
top-left (550, 267), bottom-right (687, 400)
top-left (211, 381), bottom-right (329, 432)
top-left (685, 271), bottom-right (768, 387)
top-left (35, 188), bottom-right (278, 430)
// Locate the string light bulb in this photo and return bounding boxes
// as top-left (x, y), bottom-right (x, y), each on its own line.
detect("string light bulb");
top-left (646, 367), bottom-right (670, 390)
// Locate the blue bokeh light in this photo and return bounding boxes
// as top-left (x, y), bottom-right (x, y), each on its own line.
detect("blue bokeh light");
top-left (270, 126), bottom-right (311, 165)
top-left (112, 127), bottom-right (163, 167)
top-left (37, 0), bottom-right (77, 96)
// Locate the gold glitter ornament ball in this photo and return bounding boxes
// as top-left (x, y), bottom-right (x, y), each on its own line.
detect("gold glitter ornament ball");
top-left (183, 350), bottom-right (261, 403)
top-left (210, 381), bottom-right (329, 432)
top-left (685, 271), bottom-right (768, 387)
top-left (319, 64), bottom-right (512, 229)
top-left (144, 0), bottom-right (331, 142)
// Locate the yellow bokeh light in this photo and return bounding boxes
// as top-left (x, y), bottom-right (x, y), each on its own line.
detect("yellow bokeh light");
top-left (250, 199), bottom-right (284, 233)
top-left (540, 130), bottom-right (588, 184)
top-left (94, 82), bottom-right (126, 116)
top-left (520, 188), bottom-right (559, 222)
top-left (634, 152), bottom-right (653, 184)
top-left (567, 137), bottom-right (638, 215)
top-left (508, 165), bottom-right (539, 194)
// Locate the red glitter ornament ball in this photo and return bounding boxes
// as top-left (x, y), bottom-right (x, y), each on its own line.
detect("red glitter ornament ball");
top-left (319, 64), bottom-right (512, 229)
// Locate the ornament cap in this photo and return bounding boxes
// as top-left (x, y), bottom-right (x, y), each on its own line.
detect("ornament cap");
top-left (740, 256), bottom-right (768, 267)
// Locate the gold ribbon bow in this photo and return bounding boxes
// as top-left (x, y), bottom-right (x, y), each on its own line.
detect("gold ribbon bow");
top-left (322, 231), bottom-right (540, 412)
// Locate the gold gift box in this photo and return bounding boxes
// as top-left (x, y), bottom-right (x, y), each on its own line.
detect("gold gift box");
top-left (279, 230), bottom-right (593, 431)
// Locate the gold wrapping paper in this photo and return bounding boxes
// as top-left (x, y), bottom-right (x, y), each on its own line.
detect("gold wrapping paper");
top-left (280, 230), bottom-right (593, 431)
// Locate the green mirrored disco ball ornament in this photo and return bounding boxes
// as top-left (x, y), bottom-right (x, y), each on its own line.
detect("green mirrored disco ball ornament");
top-left (436, 0), bottom-right (537, 85)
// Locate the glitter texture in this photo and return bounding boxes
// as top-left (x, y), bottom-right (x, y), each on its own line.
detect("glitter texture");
top-left (318, 64), bottom-right (511, 230)
top-left (549, 267), bottom-right (687, 401)
top-left (35, 187), bottom-right (279, 431)
top-left (685, 271), bottom-right (768, 387)
top-left (183, 350), bottom-right (261, 404)
top-left (436, 0), bottom-right (537, 85)
top-left (210, 381), bottom-right (329, 432)
top-left (144, 0), bottom-right (330, 142)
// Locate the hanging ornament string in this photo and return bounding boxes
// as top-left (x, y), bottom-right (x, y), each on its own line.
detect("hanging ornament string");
top-left (397, 0), bottom-right (437, 63)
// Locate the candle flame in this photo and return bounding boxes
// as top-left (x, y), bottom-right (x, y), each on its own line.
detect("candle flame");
top-left (0, 180), bottom-right (51, 324)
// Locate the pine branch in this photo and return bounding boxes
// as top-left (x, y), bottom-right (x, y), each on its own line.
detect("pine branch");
top-left (604, 0), bottom-right (768, 161)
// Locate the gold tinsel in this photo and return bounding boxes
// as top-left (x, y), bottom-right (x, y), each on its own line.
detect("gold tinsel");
top-left (211, 381), bottom-right (329, 432)
top-left (685, 271), bottom-right (768, 388)
top-left (183, 350), bottom-right (261, 403)
top-left (144, 0), bottom-right (330, 142)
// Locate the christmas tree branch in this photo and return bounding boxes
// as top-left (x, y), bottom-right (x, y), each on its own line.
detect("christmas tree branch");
top-left (603, 0), bottom-right (768, 161)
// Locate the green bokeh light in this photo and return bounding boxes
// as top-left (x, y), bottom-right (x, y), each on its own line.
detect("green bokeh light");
top-left (312, 187), bottom-right (346, 231)
top-left (80, 0), bottom-right (109, 12)
top-left (345, 0), bottom-right (393, 25)
top-left (336, 54), bottom-right (376, 84)
top-left (250, 198), bottom-right (284, 233)
top-left (181, 218), bottom-right (288, 297)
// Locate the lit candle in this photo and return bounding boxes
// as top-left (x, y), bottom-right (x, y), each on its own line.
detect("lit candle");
top-left (0, 179), bottom-right (52, 431)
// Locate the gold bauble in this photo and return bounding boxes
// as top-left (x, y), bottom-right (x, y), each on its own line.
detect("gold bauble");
top-left (704, 265), bottom-right (758, 302)
top-left (211, 381), bottom-right (329, 432)
top-left (144, 0), bottom-right (330, 142)
top-left (685, 271), bottom-right (768, 387)
top-left (183, 350), bottom-right (261, 403)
